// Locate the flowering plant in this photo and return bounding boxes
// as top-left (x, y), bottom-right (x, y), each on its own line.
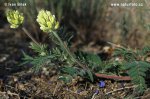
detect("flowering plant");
top-left (6, 9), bottom-right (93, 82)
top-left (6, 9), bottom-right (150, 94)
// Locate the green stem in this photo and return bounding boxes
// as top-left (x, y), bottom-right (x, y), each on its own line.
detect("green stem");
top-left (52, 31), bottom-right (86, 69)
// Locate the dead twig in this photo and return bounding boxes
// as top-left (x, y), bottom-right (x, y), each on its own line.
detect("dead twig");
top-left (0, 91), bottom-right (20, 99)
top-left (53, 82), bottom-right (59, 96)
top-left (105, 85), bottom-right (136, 95)
top-left (95, 73), bottom-right (131, 81)
top-left (107, 41), bottom-right (125, 49)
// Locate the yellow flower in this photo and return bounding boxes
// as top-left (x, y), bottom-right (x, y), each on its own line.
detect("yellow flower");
top-left (36, 10), bottom-right (59, 32)
top-left (6, 10), bottom-right (24, 28)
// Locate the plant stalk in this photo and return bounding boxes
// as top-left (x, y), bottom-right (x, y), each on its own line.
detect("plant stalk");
top-left (22, 27), bottom-right (40, 46)
top-left (52, 31), bottom-right (86, 69)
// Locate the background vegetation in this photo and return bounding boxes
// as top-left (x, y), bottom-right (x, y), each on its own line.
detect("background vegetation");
top-left (1, 0), bottom-right (150, 47)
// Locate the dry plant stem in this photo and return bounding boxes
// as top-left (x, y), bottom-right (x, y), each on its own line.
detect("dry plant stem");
top-left (22, 27), bottom-right (40, 46)
top-left (107, 41), bottom-right (126, 49)
top-left (105, 85), bottom-right (136, 95)
top-left (0, 91), bottom-right (20, 99)
top-left (91, 93), bottom-right (97, 99)
top-left (52, 31), bottom-right (87, 69)
top-left (53, 82), bottom-right (59, 96)
top-left (95, 73), bottom-right (131, 81)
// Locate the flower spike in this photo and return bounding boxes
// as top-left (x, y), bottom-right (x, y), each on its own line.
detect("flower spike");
top-left (36, 9), bottom-right (59, 32)
top-left (6, 10), bottom-right (24, 28)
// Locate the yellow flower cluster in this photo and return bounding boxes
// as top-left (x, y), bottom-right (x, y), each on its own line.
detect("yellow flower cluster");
top-left (36, 10), bottom-right (59, 32)
top-left (6, 10), bottom-right (24, 28)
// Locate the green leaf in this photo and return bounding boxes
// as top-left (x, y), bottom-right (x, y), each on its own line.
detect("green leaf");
top-left (61, 66), bottom-right (78, 76)
top-left (85, 53), bottom-right (102, 65)
top-left (86, 70), bottom-right (94, 82)
top-left (114, 48), bottom-right (136, 61)
top-left (142, 46), bottom-right (150, 54)
top-left (22, 51), bottom-right (33, 60)
top-left (78, 69), bottom-right (86, 76)
top-left (125, 61), bottom-right (150, 93)
top-left (58, 75), bottom-right (72, 83)
top-left (29, 42), bottom-right (47, 55)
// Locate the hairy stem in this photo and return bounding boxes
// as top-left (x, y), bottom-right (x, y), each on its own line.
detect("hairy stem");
top-left (52, 31), bottom-right (86, 69)
top-left (22, 27), bottom-right (39, 46)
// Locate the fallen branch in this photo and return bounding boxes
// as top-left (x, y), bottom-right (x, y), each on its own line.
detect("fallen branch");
top-left (95, 73), bottom-right (131, 81)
